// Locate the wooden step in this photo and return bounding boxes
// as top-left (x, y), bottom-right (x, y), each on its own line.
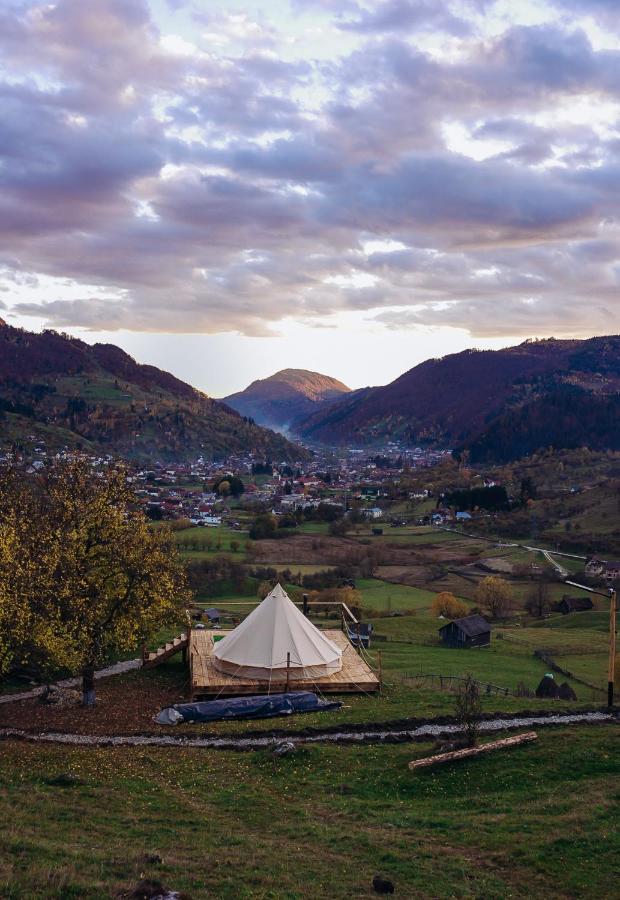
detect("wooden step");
top-left (142, 633), bottom-right (189, 668)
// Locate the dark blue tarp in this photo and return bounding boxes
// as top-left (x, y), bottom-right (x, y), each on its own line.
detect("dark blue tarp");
top-left (156, 691), bottom-right (342, 724)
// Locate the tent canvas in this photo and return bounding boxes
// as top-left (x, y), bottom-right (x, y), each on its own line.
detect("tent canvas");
top-left (212, 583), bottom-right (343, 680)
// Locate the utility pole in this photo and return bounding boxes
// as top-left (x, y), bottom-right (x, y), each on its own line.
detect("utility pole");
top-left (608, 588), bottom-right (617, 709)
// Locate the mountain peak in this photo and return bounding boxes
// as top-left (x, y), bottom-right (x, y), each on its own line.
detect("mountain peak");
top-left (256, 368), bottom-right (350, 394)
top-left (224, 368), bottom-right (350, 430)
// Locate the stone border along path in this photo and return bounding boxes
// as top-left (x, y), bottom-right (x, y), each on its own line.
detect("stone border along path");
top-left (0, 658), bottom-right (141, 705)
top-left (0, 711), bottom-right (615, 751)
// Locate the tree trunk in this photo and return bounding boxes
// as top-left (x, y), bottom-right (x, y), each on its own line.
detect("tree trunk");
top-left (82, 664), bottom-right (96, 707)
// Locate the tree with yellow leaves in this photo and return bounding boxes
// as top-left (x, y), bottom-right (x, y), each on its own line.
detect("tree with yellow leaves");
top-left (474, 576), bottom-right (514, 620)
top-left (0, 467), bottom-right (65, 681)
top-left (0, 460), bottom-right (191, 705)
top-left (431, 591), bottom-right (469, 620)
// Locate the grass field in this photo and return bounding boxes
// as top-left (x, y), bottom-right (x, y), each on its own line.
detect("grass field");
top-left (282, 564), bottom-right (338, 576)
top-left (174, 526), bottom-right (248, 558)
top-left (0, 726), bottom-right (617, 898)
top-left (371, 628), bottom-right (597, 697)
top-left (357, 578), bottom-right (439, 612)
top-left (359, 527), bottom-right (464, 544)
top-left (295, 521), bottom-right (331, 535)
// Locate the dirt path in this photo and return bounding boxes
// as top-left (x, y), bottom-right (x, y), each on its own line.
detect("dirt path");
top-left (0, 710), bottom-right (614, 751)
top-left (0, 658), bottom-right (141, 705)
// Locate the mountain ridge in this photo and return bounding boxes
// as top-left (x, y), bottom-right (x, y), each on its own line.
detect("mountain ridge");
top-left (0, 323), bottom-right (307, 462)
top-left (294, 336), bottom-right (620, 461)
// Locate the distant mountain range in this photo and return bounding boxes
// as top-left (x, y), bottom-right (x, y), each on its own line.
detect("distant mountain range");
top-left (0, 322), bottom-right (306, 462)
top-left (293, 336), bottom-right (620, 462)
top-left (223, 368), bottom-right (351, 433)
top-left (5, 324), bottom-right (619, 466)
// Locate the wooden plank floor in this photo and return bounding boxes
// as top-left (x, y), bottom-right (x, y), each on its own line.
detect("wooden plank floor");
top-left (189, 629), bottom-right (379, 698)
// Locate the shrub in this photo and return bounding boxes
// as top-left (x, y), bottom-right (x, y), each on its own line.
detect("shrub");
top-left (249, 514), bottom-right (278, 540)
top-left (168, 517), bottom-right (193, 532)
top-left (454, 675), bottom-right (482, 747)
top-left (431, 591), bottom-right (469, 619)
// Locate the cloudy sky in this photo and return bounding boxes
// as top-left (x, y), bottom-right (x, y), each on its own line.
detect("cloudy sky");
top-left (1, 0), bottom-right (619, 395)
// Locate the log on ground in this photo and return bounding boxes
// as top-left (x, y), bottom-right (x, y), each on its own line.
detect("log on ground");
top-left (408, 731), bottom-right (538, 770)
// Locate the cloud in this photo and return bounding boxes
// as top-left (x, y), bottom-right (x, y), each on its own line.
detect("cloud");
top-left (1, 1), bottom-right (620, 341)
top-left (338, 0), bottom-right (471, 36)
top-left (551, 0), bottom-right (620, 29)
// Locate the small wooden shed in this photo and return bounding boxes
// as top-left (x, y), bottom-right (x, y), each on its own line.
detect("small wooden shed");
top-left (553, 596), bottom-right (593, 615)
top-left (439, 614), bottom-right (491, 648)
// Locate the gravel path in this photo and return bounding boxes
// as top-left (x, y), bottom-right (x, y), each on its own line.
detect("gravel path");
top-left (0, 711), bottom-right (613, 751)
top-left (0, 659), bottom-right (141, 705)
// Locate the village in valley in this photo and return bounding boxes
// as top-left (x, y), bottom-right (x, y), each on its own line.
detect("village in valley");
top-left (3, 435), bottom-right (619, 702)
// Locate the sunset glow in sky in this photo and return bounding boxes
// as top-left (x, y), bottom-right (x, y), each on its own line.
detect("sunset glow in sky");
top-left (1, 0), bottom-right (619, 395)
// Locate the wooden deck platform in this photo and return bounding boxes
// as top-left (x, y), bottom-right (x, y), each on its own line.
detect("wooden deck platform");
top-left (189, 629), bottom-right (379, 699)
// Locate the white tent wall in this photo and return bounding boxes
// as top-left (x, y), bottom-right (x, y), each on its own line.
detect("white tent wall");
top-left (212, 583), bottom-right (343, 681)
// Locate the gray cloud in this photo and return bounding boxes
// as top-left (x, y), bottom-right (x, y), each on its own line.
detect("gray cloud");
top-left (1, 1), bottom-right (620, 340)
top-left (338, 0), bottom-right (471, 36)
top-left (552, 0), bottom-right (620, 29)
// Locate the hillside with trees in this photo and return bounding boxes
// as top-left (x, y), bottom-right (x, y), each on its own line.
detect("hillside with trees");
top-left (0, 322), bottom-right (307, 462)
top-left (296, 336), bottom-right (620, 461)
top-left (463, 385), bottom-right (620, 463)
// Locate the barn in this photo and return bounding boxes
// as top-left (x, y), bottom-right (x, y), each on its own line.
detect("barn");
top-left (553, 596), bottom-right (594, 615)
top-left (439, 614), bottom-right (491, 648)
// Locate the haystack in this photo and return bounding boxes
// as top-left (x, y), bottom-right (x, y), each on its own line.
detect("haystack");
top-left (557, 682), bottom-right (577, 701)
top-left (535, 674), bottom-right (559, 699)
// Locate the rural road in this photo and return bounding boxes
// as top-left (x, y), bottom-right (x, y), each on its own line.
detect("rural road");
top-left (523, 547), bottom-right (570, 579)
top-left (439, 526), bottom-right (584, 581)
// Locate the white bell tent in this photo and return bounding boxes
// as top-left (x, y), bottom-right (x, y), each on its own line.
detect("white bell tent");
top-left (212, 583), bottom-right (343, 681)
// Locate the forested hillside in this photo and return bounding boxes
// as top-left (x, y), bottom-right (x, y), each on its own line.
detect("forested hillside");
top-left (297, 336), bottom-right (620, 462)
top-left (463, 386), bottom-right (620, 463)
top-left (0, 322), bottom-right (307, 461)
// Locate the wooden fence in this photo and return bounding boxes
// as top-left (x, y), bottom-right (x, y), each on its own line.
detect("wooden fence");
top-left (393, 671), bottom-right (513, 696)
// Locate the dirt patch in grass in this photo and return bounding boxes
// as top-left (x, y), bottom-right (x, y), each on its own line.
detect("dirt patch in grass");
top-left (0, 666), bottom-right (188, 736)
top-left (249, 533), bottom-right (368, 565)
top-left (250, 533), bottom-right (483, 570)
top-left (374, 565), bottom-right (438, 586)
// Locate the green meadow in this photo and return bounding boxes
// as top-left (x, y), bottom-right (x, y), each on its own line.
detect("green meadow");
top-left (0, 726), bottom-right (617, 898)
